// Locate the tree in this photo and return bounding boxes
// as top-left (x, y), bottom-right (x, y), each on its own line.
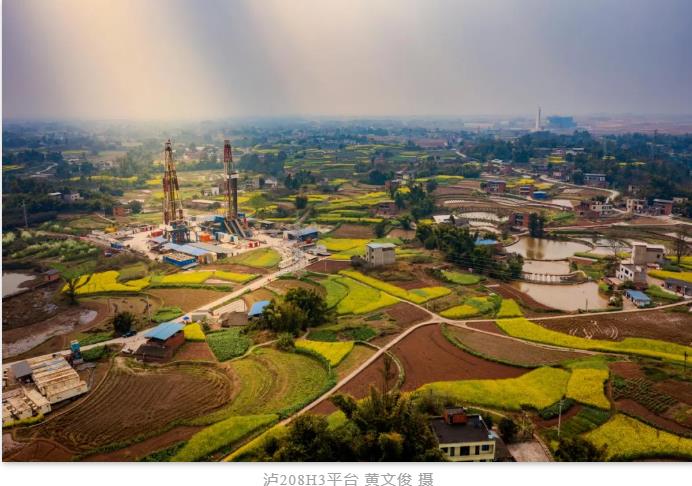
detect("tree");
top-left (283, 288), bottom-right (332, 328)
top-left (295, 194), bottom-right (308, 210)
top-left (58, 263), bottom-right (94, 305)
top-left (499, 418), bottom-right (518, 444)
top-left (554, 437), bottom-right (607, 462)
top-left (673, 228), bottom-right (689, 264)
top-left (426, 179), bottom-right (438, 193)
top-left (398, 214), bottom-right (412, 230)
top-left (528, 212), bottom-right (545, 238)
top-left (275, 333), bottom-right (295, 352)
top-left (112, 311), bottom-right (136, 336)
top-left (128, 200), bottom-right (143, 214)
top-left (374, 220), bottom-right (387, 238)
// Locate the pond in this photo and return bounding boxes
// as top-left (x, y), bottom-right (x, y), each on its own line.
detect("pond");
top-left (522, 260), bottom-right (572, 275)
top-left (2, 272), bottom-right (35, 298)
top-left (514, 281), bottom-right (609, 311)
top-left (551, 199), bottom-right (574, 209)
top-left (589, 238), bottom-right (631, 256)
top-left (505, 237), bottom-right (591, 260)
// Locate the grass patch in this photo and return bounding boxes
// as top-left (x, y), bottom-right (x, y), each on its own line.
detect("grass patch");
top-left (441, 270), bottom-right (481, 285)
top-left (206, 328), bottom-right (252, 361)
top-left (645, 285), bottom-right (682, 302)
top-left (227, 248), bottom-right (281, 268)
top-left (75, 331), bottom-right (113, 346)
top-left (322, 276), bottom-right (349, 308)
top-left (153, 306), bottom-right (184, 323)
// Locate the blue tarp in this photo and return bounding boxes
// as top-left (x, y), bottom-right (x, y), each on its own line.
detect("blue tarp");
top-left (248, 300), bottom-right (271, 317)
top-left (145, 322), bottom-right (185, 341)
top-left (475, 238), bottom-right (498, 246)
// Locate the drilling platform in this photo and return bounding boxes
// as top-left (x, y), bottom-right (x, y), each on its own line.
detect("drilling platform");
top-left (161, 140), bottom-right (190, 243)
top-left (222, 139), bottom-right (247, 238)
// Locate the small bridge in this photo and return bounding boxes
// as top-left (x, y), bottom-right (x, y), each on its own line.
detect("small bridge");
top-left (521, 271), bottom-right (584, 284)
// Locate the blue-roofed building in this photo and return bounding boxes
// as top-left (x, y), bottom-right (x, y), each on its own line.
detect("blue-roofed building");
top-left (248, 300), bottom-right (271, 319)
top-left (162, 242), bottom-right (215, 264)
top-left (137, 322), bottom-right (186, 362)
top-left (532, 191), bottom-right (548, 200)
top-left (475, 238), bottom-right (499, 246)
top-left (284, 227), bottom-right (319, 242)
top-left (624, 289), bottom-right (651, 308)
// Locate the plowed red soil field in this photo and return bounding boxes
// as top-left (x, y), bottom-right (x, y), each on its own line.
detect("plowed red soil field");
top-left (392, 325), bottom-right (526, 390)
top-left (19, 359), bottom-right (233, 455)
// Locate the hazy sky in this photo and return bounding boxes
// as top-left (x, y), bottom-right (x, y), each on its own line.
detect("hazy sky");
top-left (3, 0), bottom-right (692, 120)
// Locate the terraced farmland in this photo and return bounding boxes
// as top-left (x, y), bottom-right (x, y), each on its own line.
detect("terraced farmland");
top-left (30, 361), bottom-right (233, 453)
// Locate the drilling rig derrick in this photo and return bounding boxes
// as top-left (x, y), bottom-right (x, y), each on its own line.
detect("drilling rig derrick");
top-left (161, 139), bottom-right (189, 243)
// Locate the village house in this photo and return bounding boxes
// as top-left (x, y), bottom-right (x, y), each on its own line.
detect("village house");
top-left (365, 242), bottom-right (396, 267)
top-left (429, 408), bottom-right (500, 462)
top-left (484, 180), bottom-right (506, 194)
top-left (584, 173), bottom-right (607, 188)
top-left (135, 322), bottom-right (185, 362)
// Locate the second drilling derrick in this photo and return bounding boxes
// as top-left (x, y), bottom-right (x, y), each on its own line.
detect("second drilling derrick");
top-left (162, 139), bottom-right (189, 243)
top-left (221, 140), bottom-right (246, 238)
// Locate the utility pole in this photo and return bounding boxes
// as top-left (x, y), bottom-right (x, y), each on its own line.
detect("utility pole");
top-left (557, 395), bottom-right (564, 439)
top-left (22, 200), bottom-right (29, 229)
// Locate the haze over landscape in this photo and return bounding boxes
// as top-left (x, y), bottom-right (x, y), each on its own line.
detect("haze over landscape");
top-left (4, 0), bottom-right (692, 120)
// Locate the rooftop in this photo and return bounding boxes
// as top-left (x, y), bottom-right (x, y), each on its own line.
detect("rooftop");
top-left (145, 322), bottom-right (185, 341)
top-left (367, 242), bottom-right (396, 249)
top-left (248, 300), bottom-right (271, 317)
top-left (163, 243), bottom-right (212, 257)
top-left (625, 289), bottom-right (651, 302)
top-left (429, 415), bottom-right (493, 444)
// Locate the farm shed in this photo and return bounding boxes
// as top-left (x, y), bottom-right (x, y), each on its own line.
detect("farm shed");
top-left (248, 300), bottom-right (270, 319)
top-left (135, 322), bottom-right (186, 362)
top-left (9, 361), bottom-right (33, 383)
top-left (27, 355), bottom-right (88, 404)
top-left (624, 289), bottom-right (652, 308)
top-left (429, 408), bottom-right (498, 462)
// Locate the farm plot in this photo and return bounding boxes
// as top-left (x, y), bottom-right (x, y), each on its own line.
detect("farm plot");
top-left (147, 289), bottom-right (224, 312)
top-left (441, 270), bottom-right (482, 285)
top-left (538, 308), bottom-right (692, 346)
top-left (328, 224), bottom-right (375, 239)
top-left (212, 348), bottom-right (331, 420)
top-left (496, 299), bottom-right (523, 318)
top-left (339, 270), bottom-right (451, 304)
top-left (267, 278), bottom-right (325, 297)
top-left (585, 414), bottom-right (692, 460)
top-left (66, 271), bottom-right (150, 295)
top-left (227, 248), bottom-right (281, 268)
top-left (496, 318), bottom-right (692, 364)
top-left (330, 276), bottom-right (399, 315)
top-left (333, 344), bottom-right (376, 380)
top-left (416, 367), bottom-right (570, 411)
top-left (393, 325), bottom-right (525, 391)
top-left (295, 339), bottom-right (354, 366)
top-left (30, 361), bottom-right (233, 453)
top-left (206, 328), bottom-right (252, 361)
top-left (172, 414), bottom-right (278, 462)
top-left (447, 327), bottom-right (584, 366)
top-left (566, 369), bottom-right (610, 409)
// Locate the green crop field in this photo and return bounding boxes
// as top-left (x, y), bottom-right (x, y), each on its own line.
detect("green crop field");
top-left (322, 276), bottom-right (349, 308)
top-left (585, 414), bottom-right (692, 460)
top-left (416, 367), bottom-right (570, 411)
top-left (496, 318), bottom-right (692, 364)
top-left (206, 328), bottom-right (252, 361)
top-left (223, 348), bottom-right (331, 417)
top-left (295, 339), bottom-right (354, 366)
top-left (153, 306), bottom-right (184, 323)
top-left (212, 270), bottom-right (258, 283)
top-left (172, 414), bottom-right (278, 462)
top-left (319, 238), bottom-right (370, 252)
top-left (440, 304), bottom-right (482, 319)
top-left (339, 270), bottom-right (450, 304)
top-left (648, 269), bottom-right (692, 283)
top-left (441, 270), bottom-right (482, 285)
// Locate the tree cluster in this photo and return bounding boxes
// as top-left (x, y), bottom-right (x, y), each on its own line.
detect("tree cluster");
top-left (255, 288), bottom-right (333, 335)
